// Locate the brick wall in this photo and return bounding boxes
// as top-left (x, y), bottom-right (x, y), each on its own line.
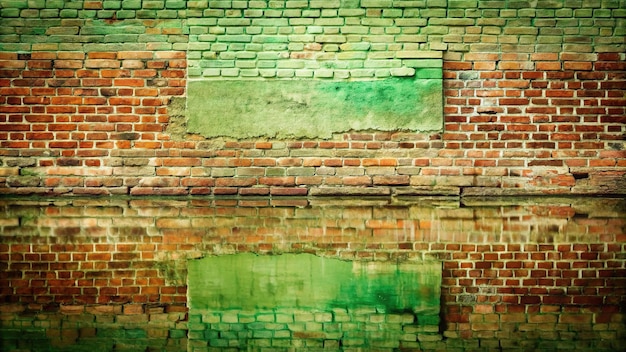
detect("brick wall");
top-left (185, 0), bottom-right (445, 79)
top-left (1, 198), bottom-right (625, 351)
top-left (0, 0), bottom-right (624, 196)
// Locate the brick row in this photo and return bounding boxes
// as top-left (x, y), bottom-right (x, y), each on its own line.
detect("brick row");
top-left (1, 198), bottom-right (625, 350)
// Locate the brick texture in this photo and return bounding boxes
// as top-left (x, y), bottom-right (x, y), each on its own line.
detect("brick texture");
top-left (0, 1), bottom-right (625, 196)
top-left (0, 198), bottom-right (625, 351)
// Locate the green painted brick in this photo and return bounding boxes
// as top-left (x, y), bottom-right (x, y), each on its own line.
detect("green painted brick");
top-left (137, 10), bottom-right (157, 18)
top-left (188, 18), bottom-right (218, 26)
top-left (19, 34), bottom-right (50, 43)
top-left (200, 60), bottom-right (234, 68)
top-left (46, 0), bottom-right (64, 8)
top-left (394, 1), bottom-right (427, 7)
top-left (539, 27), bottom-right (563, 35)
top-left (125, 329), bottom-right (147, 338)
top-left (361, 0), bottom-right (393, 7)
top-left (157, 10), bottom-right (179, 18)
top-left (503, 27), bottom-right (538, 35)
top-left (0, 26), bottom-right (16, 34)
top-left (479, 9), bottom-right (501, 18)
top-left (0, 0), bottom-right (27, 8)
top-left (20, 10), bottom-right (39, 18)
top-left (144, 0), bottom-right (166, 9)
top-left (538, 9), bottom-right (559, 17)
top-left (83, 42), bottom-right (147, 51)
top-left (429, 18), bottom-right (475, 26)
top-left (40, 9), bottom-right (60, 17)
top-left (188, 68), bottom-right (203, 76)
top-left (414, 68), bottom-right (443, 79)
top-left (59, 9), bottom-right (78, 18)
top-left (27, 0), bottom-right (45, 8)
top-left (1, 8), bottom-right (21, 17)
top-left (121, 0), bottom-right (142, 9)
top-left (420, 9), bottom-right (447, 17)
top-left (426, 0), bottom-right (447, 7)
top-left (24, 18), bottom-right (61, 26)
top-left (478, 1), bottom-right (506, 8)
top-left (46, 26), bottom-right (79, 35)
top-left (0, 34), bottom-right (19, 42)
top-left (187, 330), bottom-right (204, 339)
top-left (420, 26), bottom-right (449, 34)
top-left (0, 43), bottom-right (31, 51)
top-left (515, 9), bottom-right (535, 17)
top-left (79, 10), bottom-right (97, 18)
top-left (103, 1), bottom-right (122, 10)
top-left (310, 0), bottom-right (341, 8)
top-left (556, 8), bottom-right (574, 16)
top-left (97, 329), bottom-right (126, 338)
top-left (582, 0), bottom-right (602, 7)
top-left (541, 0), bottom-right (566, 7)
top-left (602, 0), bottom-right (620, 7)
top-left (217, 18), bottom-right (251, 26)
top-left (564, 0), bottom-right (583, 6)
top-left (115, 10), bottom-right (136, 19)
top-left (594, 8), bottom-right (613, 16)
top-left (138, 34), bottom-right (169, 42)
top-left (538, 35), bottom-right (563, 44)
top-left (186, 8), bottom-right (203, 18)
top-left (508, 0), bottom-right (533, 8)
top-left (448, 0), bottom-right (478, 8)
top-left (417, 315), bottom-right (439, 326)
top-left (65, 1), bottom-right (83, 9)
top-left (210, 1), bottom-right (232, 8)
top-left (557, 18), bottom-right (581, 26)
top-left (170, 35), bottom-right (188, 44)
top-left (463, 8), bottom-right (480, 17)
top-left (216, 34), bottom-right (252, 42)
top-left (166, 0), bottom-right (187, 9)
top-left (19, 27), bottom-right (46, 35)
top-left (96, 10), bottom-right (117, 19)
top-left (81, 25), bottom-right (145, 35)
top-left (104, 34), bottom-right (141, 42)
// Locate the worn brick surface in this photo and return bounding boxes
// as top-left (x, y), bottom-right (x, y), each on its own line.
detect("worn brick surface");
top-left (0, 197), bottom-right (625, 351)
top-left (0, 1), bottom-right (624, 196)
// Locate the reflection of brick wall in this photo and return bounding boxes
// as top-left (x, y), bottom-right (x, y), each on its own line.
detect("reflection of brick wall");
top-left (187, 308), bottom-right (441, 350)
top-left (1, 198), bottom-right (625, 350)
top-left (0, 1), bottom-right (625, 195)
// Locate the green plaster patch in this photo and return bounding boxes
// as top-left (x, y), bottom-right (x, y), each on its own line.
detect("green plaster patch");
top-left (188, 253), bottom-right (441, 312)
top-left (186, 75), bottom-right (443, 139)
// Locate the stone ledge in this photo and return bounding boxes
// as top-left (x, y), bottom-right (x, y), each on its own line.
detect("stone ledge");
top-left (309, 186), bottom-right (391, 197)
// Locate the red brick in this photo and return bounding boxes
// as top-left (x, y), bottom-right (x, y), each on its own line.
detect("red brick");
top-left (259, 177), bottom-right (295, 186)
top-left (535, 61), bottom-right (562, 71)
top-left (114, 78), bottom-right (145, 87)
top-left (444, 62), bottom-right (472, 70)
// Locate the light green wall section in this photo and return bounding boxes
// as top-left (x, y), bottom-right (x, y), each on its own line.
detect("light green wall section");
top-left (187, 74), bottom-right (443, 139)
top-left (188, 253), bottom-right (441, 312)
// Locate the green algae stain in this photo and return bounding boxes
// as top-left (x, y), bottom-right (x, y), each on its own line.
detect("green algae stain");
top-left (188, 254), bottom-right (441, 313)
top-left (316, 78), bottom-right (442, 125)
top-left (186, 75), bottom-right (443, 139)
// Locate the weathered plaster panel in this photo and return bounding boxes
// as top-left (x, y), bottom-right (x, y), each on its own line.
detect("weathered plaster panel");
top-left (188, 253), bottom-right (441, 311)
top-left (187, 75), bottom-right (443, 139)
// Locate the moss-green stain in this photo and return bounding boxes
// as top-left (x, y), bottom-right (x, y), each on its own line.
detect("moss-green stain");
top-left (187, 75), bottom-right (443, 139)
top-left (188, 253), bottom-right (441, 313)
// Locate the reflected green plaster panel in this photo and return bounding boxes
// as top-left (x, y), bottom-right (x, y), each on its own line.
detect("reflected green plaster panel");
top-left (188, 254), bottom-right (441, 312)
top-left (186, 75), bottom-right (443, 139)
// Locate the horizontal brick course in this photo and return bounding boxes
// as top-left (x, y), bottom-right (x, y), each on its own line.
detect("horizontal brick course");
top-left (0, 8), bottom-right (624, 350)
top-left (1, 197), bottom-right (625, 351)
